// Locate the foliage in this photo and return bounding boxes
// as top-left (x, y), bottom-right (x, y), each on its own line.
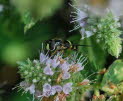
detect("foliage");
top-left (11, 0), bottom-right (63, 32)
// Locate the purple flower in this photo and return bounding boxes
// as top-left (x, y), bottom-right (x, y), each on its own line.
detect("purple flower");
top-left (85, 31), bottom-right (93, 38)
top-left (62, 72), bottom-right (71, 80)
top-left (20, 81), bottom-right (29, 88)
top-left (46, 58), bottom-right (52, 66)
top-left (54, 85), bottom-right (62, 93)
top-left (60, 62), bottom-right (70, 72)
top-left (25, 84), bottom-right (35, 94)
top-left (40, 53), bottom-right (47, 63)
top-left (76, 63), bottom-right (84, 71)
top-left (35, 90), bottom-right (42, 98)
top-left (50, 86), bottom-right (56, 95)
top-left (43, 83), bottom-right (51, 92)
top-left (51, 58), bottom-right (60, 68)
top-left (80, 21), bottom-right (87, 27)
top-left (43, 66), bottom-right (54, 75)
top-left (43, 91), bottom-right (52, 97)
top-left (63, 83), bottom-right (72, 94)
top-left (42, 83), bottom-right (53, 97)
top-left (76, 10), bottom-right (88, 28)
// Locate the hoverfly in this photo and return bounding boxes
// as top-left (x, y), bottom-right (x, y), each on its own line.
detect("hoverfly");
top-left (44, 39), bottom-right (91, 56)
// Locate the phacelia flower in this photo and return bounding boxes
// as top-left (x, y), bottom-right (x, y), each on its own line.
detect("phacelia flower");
top-left (70, 4), bottom-right (96, 39)
top-left (76, 63), bottom-right (84, 72)
top-left (17, 52), bottom-right (87, 100)
top-left (43, 66), bottom-right (54, 75)
top-left (60, 62), bottom-right (70, 72)
top-left (34, 90), bottom-right (42, 98)
top-left (43, 83), bottom-right (51, 92)
top-left (46, 58), bottom-right (52, 66)
top-left (70, 4), bottom-right (88, 31)
top-left (51, 58), bottom-right (60, 68)
top-left (20, 81), bottom-right (29, 88)
top-left (62, 72), bottom-right (71, 80)
top-left (25, 84), bottom-right (35, 94)
top-left (63, 83), bottom-right (73, 94)
top-left (70, 6), bottom-right (88, 28)
top-left (40, 53), bottom-right (48, 63)
top-left (54, 85), bottom-right (62, 93)
top-left (50, 86), bottom-right (57, 95)
top-left (74, 0), bottom-right (123, 17)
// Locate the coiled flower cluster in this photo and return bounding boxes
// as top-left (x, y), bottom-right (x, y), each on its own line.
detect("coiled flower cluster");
top-left (17, 52), bottom-right (88, 100)
top-left (70, 3), bottom-right (122, 57)
top-left (70, 4), bottom-right (98, 39)
top-left (95, 12), bottom-right (122, 58)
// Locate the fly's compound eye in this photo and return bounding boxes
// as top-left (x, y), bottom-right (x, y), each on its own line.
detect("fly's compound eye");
top-left (45, 40), bottom-right (55, 51)
top-left (64, 40), bottom-right (71, 49)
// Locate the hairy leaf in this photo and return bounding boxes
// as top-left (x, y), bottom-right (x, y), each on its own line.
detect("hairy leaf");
top-left (102, 60), bottom-right (123, 85)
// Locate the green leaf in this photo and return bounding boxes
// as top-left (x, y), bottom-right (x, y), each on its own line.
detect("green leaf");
top-left (12, 0), bottom-right (63, 33)
top-left (102, 60), bottom-right (123, 85)
top-left (22, 11), bottom-right (37, 33)
top-left (79, 35), bottom-right (107, 70)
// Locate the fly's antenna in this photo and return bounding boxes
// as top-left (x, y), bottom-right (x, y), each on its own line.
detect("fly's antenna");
top-left (73, 44), bottom-right (93, 47)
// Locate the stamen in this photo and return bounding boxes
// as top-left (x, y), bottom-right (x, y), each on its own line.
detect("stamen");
top-left (70, 18), bottom-right (82, 23)
top-left (69, 25), bottom-right (80, 32)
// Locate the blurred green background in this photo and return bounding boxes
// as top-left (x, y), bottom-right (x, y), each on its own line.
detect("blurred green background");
top-left (0, 0), bottom-right (123, 101)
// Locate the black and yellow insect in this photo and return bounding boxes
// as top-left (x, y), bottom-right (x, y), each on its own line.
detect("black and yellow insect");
top-left (44, 39), bottom-right (91, 55)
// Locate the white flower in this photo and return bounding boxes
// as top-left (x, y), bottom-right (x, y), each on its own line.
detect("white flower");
top-left (25, 84), bottom-right (35, 94)
top-left (63, 83), bottom-right (73, 94)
